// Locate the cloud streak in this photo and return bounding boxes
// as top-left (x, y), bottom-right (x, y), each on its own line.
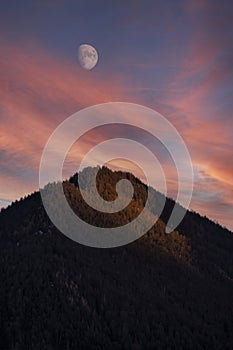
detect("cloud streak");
top-left (0, 39), bottom-right (126, 200)
top-left (1, 0), bottom-right (233, 232)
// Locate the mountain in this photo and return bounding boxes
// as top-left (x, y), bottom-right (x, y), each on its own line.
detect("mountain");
top-left (0, 166), bottom-right (233, 350)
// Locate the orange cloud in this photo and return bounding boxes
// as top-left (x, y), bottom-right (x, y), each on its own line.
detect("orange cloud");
top-left (0, 39), bottom-right (127, 200)
top-left (1, 28), bottom-right (233, 232)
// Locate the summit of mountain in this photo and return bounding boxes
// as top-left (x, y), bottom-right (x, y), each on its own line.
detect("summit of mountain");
top-left (0, 166), bottom-right (233, 349)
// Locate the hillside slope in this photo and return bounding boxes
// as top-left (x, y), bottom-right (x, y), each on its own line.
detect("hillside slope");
top-left (0, 166), bottom-right (233, 350)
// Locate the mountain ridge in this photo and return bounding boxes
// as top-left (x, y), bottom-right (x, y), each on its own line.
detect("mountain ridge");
top-left (0, 166), bottom-right (233, 349)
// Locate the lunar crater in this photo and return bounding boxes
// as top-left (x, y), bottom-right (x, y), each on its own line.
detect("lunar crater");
top-left (78, 44), bottom-right (98, 70)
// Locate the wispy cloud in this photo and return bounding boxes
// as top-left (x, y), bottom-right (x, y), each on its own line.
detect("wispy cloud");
top-left (0, 39), bottom-right (126, 200)
top-left (1, 0), bottom-right (233, 232)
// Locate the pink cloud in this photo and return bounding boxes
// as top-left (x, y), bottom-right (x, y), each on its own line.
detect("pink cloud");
top-left (0, 39), bottom-right (127, 200)
top-left (1, 27), bottom-right (232, 232)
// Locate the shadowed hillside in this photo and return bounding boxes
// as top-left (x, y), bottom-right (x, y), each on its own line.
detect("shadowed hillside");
top-left (0, 166), bottom-right (233, 349)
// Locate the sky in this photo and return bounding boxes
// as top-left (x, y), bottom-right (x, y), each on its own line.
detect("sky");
top-left (0, 0), bottom-right (233, 231)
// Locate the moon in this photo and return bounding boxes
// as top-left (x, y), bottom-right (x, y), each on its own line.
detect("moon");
top-left (78, 44), bottom-right (98, 70)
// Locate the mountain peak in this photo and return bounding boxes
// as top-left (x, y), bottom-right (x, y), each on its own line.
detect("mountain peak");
top-left (0, 166), bottom-right (233, 349)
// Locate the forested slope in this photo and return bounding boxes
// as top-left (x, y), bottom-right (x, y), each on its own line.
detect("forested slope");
top-left (0, 166), bottom-right (233, 349)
